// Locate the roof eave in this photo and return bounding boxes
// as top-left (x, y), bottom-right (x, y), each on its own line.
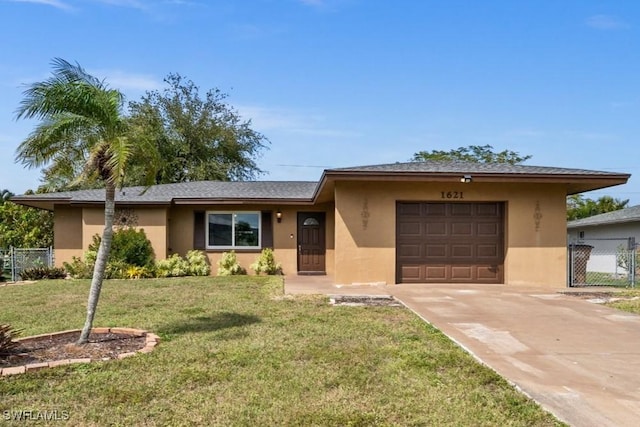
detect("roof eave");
top-left (323, 169), bottom-right (630, 180)
top-left (318, 170), bottom-right (630, 194)
top-left (173, 198), bottom-right (315, 205)
top-left (68, 201), bottom-right (173, 207)
top-left (568, 217), bottom-right (640, 229)
top-left (9, 197), bottom-right (72, 211)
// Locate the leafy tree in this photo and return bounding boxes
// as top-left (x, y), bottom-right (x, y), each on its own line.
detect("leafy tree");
top-left (0, 201), bottom-right (53, 248)
top-left (567, 195), bottom-right (629, 221)
top-left (126, 73), bottom-right (268, 185)
top-left (15, 58), bottom-right (160, 344)
top-left (412, 144), bottom-right (531, 165)
top-left (38, 154), bottom-right (100, 192)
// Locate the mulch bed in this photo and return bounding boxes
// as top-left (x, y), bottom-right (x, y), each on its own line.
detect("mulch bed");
top-left (1, 332), bottom-right (147, 369)
top-left (561, 291), bottom-right (616, 299)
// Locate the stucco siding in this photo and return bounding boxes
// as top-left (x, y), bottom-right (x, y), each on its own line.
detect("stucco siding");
top-left (334, 181), bottom-right (568, 287)
top-left (53, 206), bottom-right (83, 267)
top-left (83, 207), bottom-right (168, 261)
top-left (50, 180), bottom-right (570, 287)
top-left (501, 184), bottom-right (568, 287)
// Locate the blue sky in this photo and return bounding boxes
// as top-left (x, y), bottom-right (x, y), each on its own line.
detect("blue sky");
top-left (1, 0), bottom-right (639, 203)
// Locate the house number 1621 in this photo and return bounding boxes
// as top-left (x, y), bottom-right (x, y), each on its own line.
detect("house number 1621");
top-left (441, 191), bottom-right (464, 199)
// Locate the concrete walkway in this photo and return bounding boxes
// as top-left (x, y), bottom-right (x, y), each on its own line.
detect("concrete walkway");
top-left (285, 278), bottom-right (640, 427)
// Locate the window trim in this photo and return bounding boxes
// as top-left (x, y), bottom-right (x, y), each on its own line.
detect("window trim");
top-left (206, 211), bottom-right (262, 250)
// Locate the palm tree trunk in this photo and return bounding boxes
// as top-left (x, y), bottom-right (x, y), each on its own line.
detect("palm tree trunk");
top-left (77, 182), bottom-right (116, 344)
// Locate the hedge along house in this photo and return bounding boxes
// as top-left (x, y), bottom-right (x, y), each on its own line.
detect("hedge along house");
top-left (12, 162), bottom-right (629, 288)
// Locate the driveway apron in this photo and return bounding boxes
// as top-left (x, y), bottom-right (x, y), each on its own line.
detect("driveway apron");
top-left (388, 284), bottom-right (640, 427)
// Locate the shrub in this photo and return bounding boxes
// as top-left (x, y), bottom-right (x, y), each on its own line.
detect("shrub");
top-left (0, 324), bottom-right (22, 356)
top-left (63, 256), bottom-right (93, 279)
top-left (65, 228), bottom-right (156, 279)
top-left (251, 248), bottom-right (282, 275)
top-left (89, 228), bottom-right (155, 267)
top-left (126, 265), bottom-right (155, 279)
top-left (217, 251), bottom-right (246, 276)
top-left (186, 250), bottom-right (211, 276)
top-left (104, 260), bottom-right (130, 279)
top-left (156, 254), bottom-right (189, 278)
top-left (616, 245), bottom-right (640, 275)
top-left (19, 266), bottom-right (67, 280)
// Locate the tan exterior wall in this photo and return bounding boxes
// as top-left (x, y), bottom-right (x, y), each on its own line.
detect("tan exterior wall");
top-left (53, 206), bottom-right (83, 267)
top-left (82, 207), bottom-right (168, 260)
top-left (167, 205), bottom-right (194, 256)
top-left (53, 181), bottom-right (568, 287)
top-left (334, 181), bottom-right (568, 287)
top-left (169, 204), bottom-right (335, 276)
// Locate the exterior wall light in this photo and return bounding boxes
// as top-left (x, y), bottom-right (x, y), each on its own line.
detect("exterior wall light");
top-left (460, 175), bottom-right (473, 183)
top-left (276, 210), bottom-right (283, 223)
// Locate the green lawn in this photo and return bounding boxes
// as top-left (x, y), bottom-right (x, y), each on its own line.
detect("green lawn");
top-left (1, 277), bottom-right (562, 426)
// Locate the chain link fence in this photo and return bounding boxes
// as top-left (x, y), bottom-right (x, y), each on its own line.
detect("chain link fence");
top-left (0, 247), bottom-right (54, 282)
top-left (568, 238), bottom-right (636, 287)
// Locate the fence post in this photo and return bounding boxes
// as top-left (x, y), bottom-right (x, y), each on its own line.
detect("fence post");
top-left (632, 239), bottom-right (637, 288)
top-left (10, 246), bottom-right (15, 282)
top-left (632, 244), bottom-right (637, 288)
top-left (568, 245), bottom-right (574, 287)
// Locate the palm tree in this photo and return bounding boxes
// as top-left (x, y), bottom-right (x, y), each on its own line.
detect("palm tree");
top-left (15, 58), bottom-right (159, 344)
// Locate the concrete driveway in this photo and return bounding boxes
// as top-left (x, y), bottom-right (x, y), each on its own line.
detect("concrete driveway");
top-left (388, 284), bottom-right (640, 427)
top-left (285, 277), bottom-right (640, 426)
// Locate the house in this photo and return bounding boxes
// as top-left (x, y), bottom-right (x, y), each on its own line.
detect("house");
top-left (568, 205), bottom-right (640, 275)
top-left (12, 161), bottom-right (629, 288)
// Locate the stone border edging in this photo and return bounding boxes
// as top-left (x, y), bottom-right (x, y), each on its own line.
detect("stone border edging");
top-left (1, 327), bottom-right (159, 376)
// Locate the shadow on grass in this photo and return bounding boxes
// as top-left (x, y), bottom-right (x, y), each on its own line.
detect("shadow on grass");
top-left (158, 312), bottom-right (261, 335)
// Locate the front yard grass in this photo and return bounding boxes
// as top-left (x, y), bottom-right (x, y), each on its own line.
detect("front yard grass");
top-left (1, 277), bottom-right (562, 426)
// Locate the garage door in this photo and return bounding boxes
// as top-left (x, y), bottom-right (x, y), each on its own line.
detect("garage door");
top-left (396, 202), bottom-right (504, 283)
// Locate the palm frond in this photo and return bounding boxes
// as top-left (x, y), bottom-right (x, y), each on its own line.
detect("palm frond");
top-left (16, 59), bottom-right (125, 125)
top-left (15, 113), bottom-right (96, 168)
top-left (105, 136), bottom-right (133, 186)
top-left (50, 58), bottom-right (103, 88)
top-left (15, 58), bottom-right (131, 186)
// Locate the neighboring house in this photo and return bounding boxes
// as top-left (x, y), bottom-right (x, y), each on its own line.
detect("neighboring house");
top-left (12, 161), bottom-right (629, 288)
top-left (568, 206), bottom-right (640, 275)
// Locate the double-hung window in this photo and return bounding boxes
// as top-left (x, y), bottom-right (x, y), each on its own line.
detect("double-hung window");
top-left (207, 211), bottom-right (261, 250)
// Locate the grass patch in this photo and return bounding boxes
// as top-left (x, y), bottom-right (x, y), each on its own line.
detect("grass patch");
top-left (582, 271), bottom-right (633, 287)
top-left (605, 289), bottom-right (640, 315)
top-left (1, 277), bottom-right (562, 426)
